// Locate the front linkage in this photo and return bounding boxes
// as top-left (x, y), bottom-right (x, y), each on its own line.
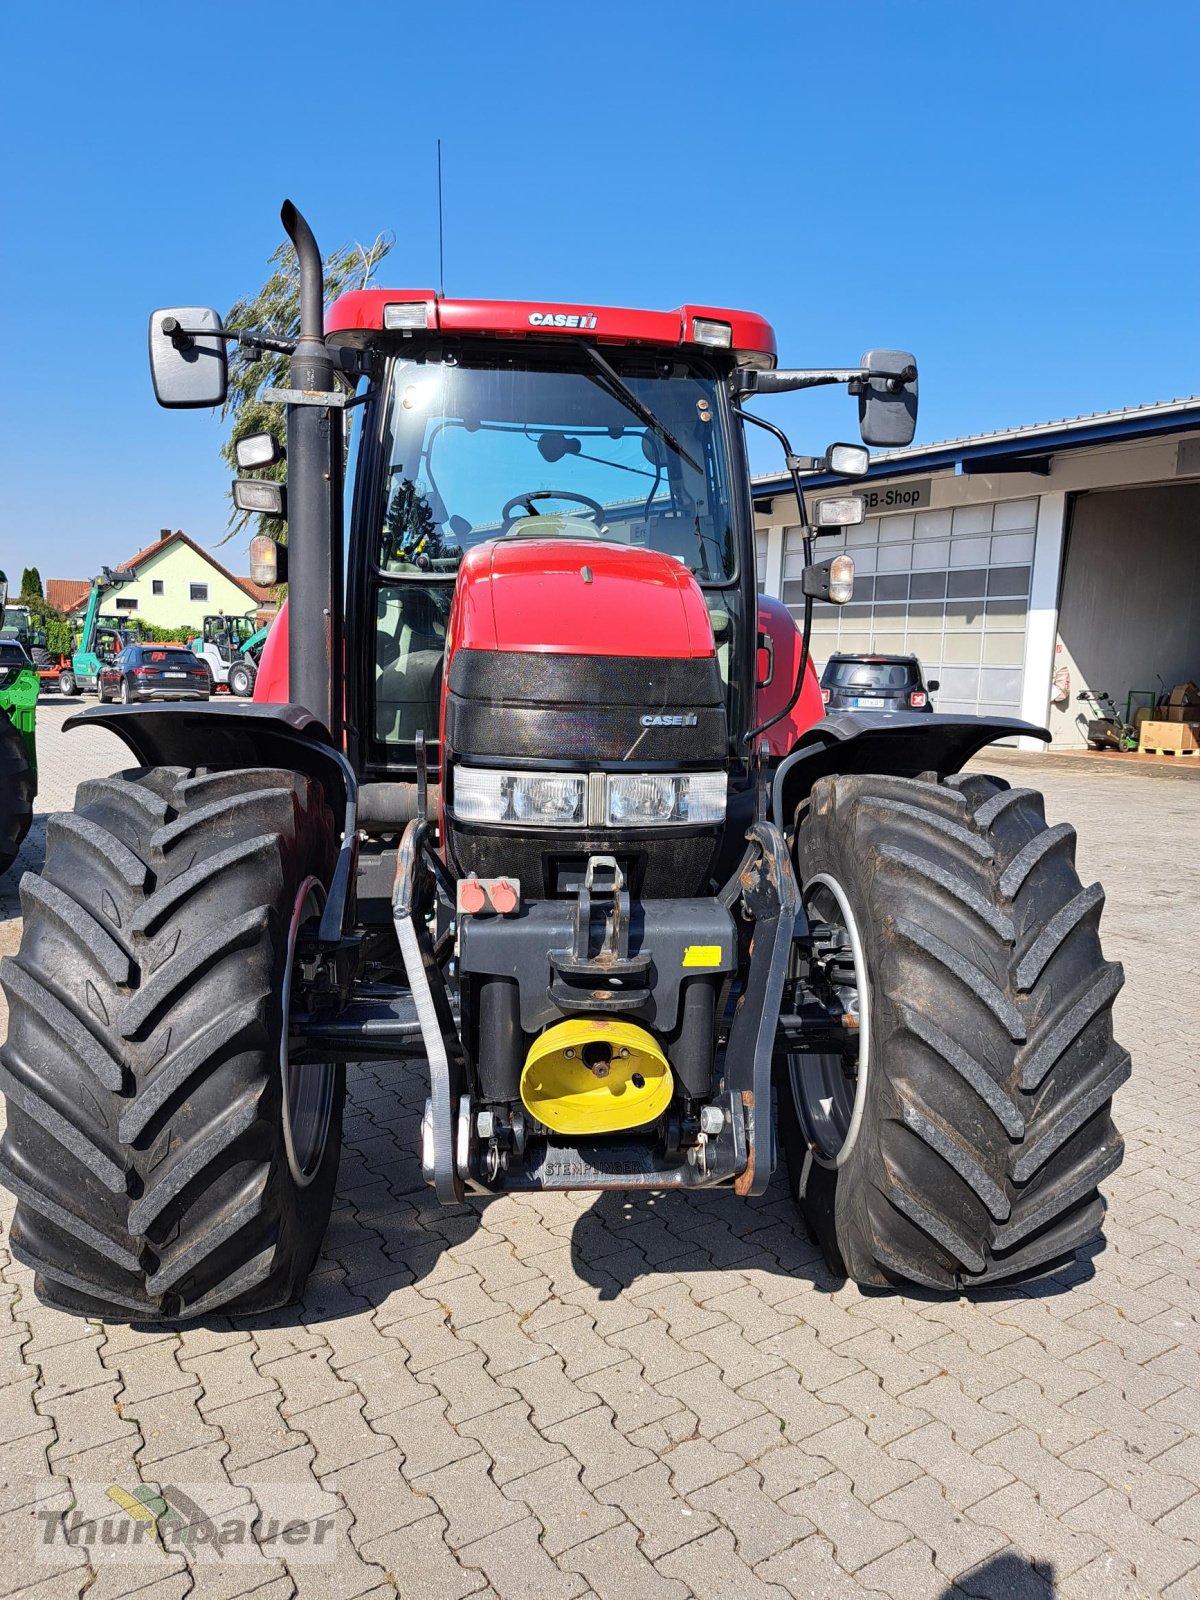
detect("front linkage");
top-left (392, 813), bottom-right (803, 1202)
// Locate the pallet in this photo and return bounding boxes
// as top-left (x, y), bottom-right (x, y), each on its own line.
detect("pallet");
top-left (1138, 718), bottom-right (1200, 757)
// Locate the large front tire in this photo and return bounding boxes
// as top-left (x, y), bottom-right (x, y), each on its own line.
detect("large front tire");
top-left (0, 765), bottom-right (342, 1320)
top-left (778, 772), bottom-right (1128, 1290)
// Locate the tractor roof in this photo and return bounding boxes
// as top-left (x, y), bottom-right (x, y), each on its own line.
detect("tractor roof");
top-left (325, 290), bottom-right (776, 364)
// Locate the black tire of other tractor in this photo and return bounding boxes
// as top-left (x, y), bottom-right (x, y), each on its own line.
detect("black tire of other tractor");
top-left (0, 713), bottom-right (35, 875)
top-left (229, 662), bottom-right (255, 699)
top-left (31, 647), bottom-right (52, 671)
top-left (58, 671), bottom-right (77, 697)
top-left (0, 766), bottom-right (343, 1320)
top-left (778, 772), bottom-right (1128, 1291)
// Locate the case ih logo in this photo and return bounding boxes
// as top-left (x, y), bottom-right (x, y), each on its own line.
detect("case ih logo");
top-left (640, 713), bottom-right (699, 727)
top-left (528, 311), bottom-right (599, 329)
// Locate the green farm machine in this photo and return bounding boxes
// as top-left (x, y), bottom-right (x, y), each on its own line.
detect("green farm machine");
top-left (0, 574), bottom-right (38, 874)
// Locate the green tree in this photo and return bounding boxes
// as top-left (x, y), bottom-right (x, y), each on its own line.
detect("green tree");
top-left (20, 567), bottom-right (42, 599)
top-left (221, 230), bottom-right (394, 543)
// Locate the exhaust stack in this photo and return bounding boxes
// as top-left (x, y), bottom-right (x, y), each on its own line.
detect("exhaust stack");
top-left (280, 201), bottom-right (342, 738)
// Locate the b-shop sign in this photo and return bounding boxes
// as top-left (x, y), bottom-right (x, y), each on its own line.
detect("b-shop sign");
top-left (858, 479), bottom-right (932, 513)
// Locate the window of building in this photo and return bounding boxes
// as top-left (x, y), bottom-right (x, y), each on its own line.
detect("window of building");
top-left (190, 583), bottom-right (209, 603)
top-left (152, 579), bottom-right (164, 596)
top-left (114, 598), bottom-right (138, 612)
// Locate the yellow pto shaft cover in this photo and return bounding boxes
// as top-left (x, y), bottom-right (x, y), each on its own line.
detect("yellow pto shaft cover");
top-left (520, 1018), bottom-right (674, 1135)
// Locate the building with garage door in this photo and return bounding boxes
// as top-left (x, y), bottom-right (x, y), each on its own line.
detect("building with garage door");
top-left (752, 396), bottom-right (1200, 749)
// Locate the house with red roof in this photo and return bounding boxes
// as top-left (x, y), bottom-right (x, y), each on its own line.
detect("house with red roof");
top-left (49, 531), bottom-right (277, 630)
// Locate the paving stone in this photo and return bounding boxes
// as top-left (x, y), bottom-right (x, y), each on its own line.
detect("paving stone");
top-left (978, 1378), bottom-right (1101, 1455)
top-left (780, 1468), bottom-right (909, 1573)
top-left (658, 1436), bottom-right (745, 1495)
top-left (968, 1480), bottom-right (1104, 1581)
top-left (608, 1319), bottom-right (707, 1386)
top-left (507, 1356), bottom-right (605, 1429)
top-left (409, 1451), bottom-right (525, 1548)
top-left (856, 1537), bottom-right (947, 1600)
top-left (1063, 1487), bottom-right (1200, 1593)
top-left (46, 1381), bottom-right (142, 1465)
top-left (370, 1395), bottom-right (480, 1479)
top-left (754, 1531), bottom-right (875, 1598)
top-left (457, 1399), bottom-right (568, 1486)
top-left (205, 1391), bottom-right (308, 1474)
top-left (688, 1464), bottom-right (816, 1564)
top-left (1058, 1550), bottom-right (1160, 1599)
top-left (1067, 1380), bottom-right (1187, 1458)
top-left (424, 1348), bottom-right (520, 1424)
top-left (543, 1403), bottom-right (655, 1490)
top-left (656, 1361), bottom-right (765, 1439)
top-left (887, 1420), bottom-right (1014, 1511)
top-left (802, 1369), bottom-right (928, 1446)
top-left (562, 1520), bottom-right (692, 1600)
top-left (802, 1416), bottom-right (922, 1505)
top-left (736, 1368), bottom-right (850, 1442)
top-left (870, 1477), bottom-right (1008, 1582)
top-left (595, 1462), bottom-right (715, 1560)
top-left (292, 1394), bottom-right (393, 1477)
top-left (977, 1425), bottom-right (1106, 1516)
top-left (360, 1513), bottom-right (488, 1598)
top-left (501, 1460), bottom-right (625, 1556)
top-left (579, 1358), bottom-right (683, 1433)
top-left (0, 1376), bottom-right (54, 1446)
top-left (456, 1514), bottom-right (589, 1600)
top-left (337, 1348), bottom-right (439, 1421)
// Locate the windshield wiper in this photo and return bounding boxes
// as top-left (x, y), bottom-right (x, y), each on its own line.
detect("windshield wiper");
top-left (579, 342), bottom-right (702, 475)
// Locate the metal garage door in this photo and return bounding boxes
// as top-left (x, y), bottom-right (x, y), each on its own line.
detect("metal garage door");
top-left (780, 498), bottom-right (1037, 718)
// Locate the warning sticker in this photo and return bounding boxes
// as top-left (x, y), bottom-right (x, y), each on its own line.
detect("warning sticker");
top-left (682, 945), bottom-right (722, 968)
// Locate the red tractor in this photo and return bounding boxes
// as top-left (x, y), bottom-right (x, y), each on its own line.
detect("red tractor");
top-left (0, 204), bottom-right (1127, 1320)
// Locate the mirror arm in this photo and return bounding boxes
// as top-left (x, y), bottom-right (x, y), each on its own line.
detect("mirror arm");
top-left (734, 404), bottom-right (819, 750)
top-left (158, 317), bottom-right (298, 359)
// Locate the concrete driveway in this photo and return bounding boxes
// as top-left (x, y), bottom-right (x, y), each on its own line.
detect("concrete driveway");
top-left (1, 700), bottom-right (1197, 1598)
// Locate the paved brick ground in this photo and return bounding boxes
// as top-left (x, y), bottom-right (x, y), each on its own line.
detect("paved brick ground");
top-left (1, 700), bottom-right (1197, 1598)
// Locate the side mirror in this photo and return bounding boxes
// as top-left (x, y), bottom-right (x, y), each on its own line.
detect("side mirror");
top-left (148, 307), bottom-right (228, 409)
top-left (858, 350), bottom-right (918, 447)
top-left (927, 678), bottom-right (940, 692)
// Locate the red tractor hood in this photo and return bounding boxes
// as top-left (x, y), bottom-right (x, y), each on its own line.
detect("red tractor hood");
top-left (448, 538), bottom-right (716, 659)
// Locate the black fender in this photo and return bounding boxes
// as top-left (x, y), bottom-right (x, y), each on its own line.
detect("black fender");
top-left (65, 702), bottom-right (358, 941)
top-left (771, 711), bottom-right (1049, 830)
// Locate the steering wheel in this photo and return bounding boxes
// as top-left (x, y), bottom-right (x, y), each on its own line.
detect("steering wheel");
top-left (500, 490), bottom-right (607, 534)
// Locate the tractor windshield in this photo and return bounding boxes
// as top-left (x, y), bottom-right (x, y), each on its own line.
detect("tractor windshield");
top-left (377, 352), bottom-right (737, 584)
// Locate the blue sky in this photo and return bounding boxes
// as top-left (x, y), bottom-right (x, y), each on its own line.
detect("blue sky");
top-left (2, 0), bottom-right (1197, 580)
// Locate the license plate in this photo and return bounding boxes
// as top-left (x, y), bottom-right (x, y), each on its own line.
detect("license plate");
top-left (164, 672), bottom-right (187, 679)
top-left (851, 696), bottom-right (885, 708)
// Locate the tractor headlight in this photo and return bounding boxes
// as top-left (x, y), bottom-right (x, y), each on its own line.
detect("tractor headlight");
top-left (604, 772), bottom-right (726, 827)
top-left (451, 768), bottom-right (727, 828)
top-left (452, 769), bottom-right (586, 826)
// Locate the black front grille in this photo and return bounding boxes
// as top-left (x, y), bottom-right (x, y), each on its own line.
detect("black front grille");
top-left (448, 650), bottom-right (723, 707)
top-left (446, 648), bottom-right (727, 765)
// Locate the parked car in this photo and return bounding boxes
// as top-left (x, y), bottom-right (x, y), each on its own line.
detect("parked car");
top-left (98, 644), bottom-right (211, 704)
top-left (820, 652), bottom-right (938, 713)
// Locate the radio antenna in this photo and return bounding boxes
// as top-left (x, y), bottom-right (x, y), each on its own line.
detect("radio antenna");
top-left (437, 138), bottom-right (445, 298)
